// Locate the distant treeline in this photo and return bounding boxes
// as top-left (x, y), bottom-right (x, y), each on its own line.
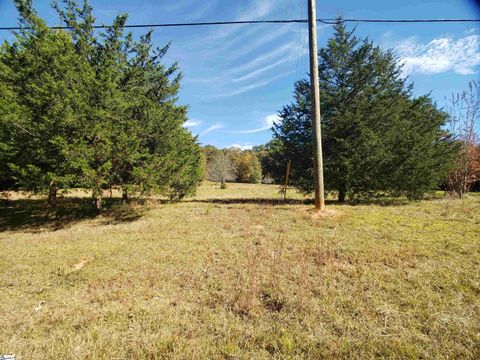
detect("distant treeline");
top-left (202, 146), bottom-right (262, 187)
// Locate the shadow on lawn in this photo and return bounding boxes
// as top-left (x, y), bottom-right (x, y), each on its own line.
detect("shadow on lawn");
top-left (0, 192), bottom-right (424, 232)
top-left (0, 197), bottom-right (144, 232)
top-left (188, 197), bottom-right (412, 207)
top-left (188, 198), bottom-right (309, 206)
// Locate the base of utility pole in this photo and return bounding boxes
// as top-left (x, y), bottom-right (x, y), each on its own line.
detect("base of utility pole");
top-left (315, 201), bottom-right (325, 212)
top-left (308, 0), bottom-right (326, 212)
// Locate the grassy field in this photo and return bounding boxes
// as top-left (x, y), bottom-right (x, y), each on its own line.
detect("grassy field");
top-left (1, 182), bottom-right (479, 359)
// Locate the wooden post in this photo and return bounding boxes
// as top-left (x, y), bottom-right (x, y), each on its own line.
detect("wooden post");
top-left (283, 160), bottom-right (292, 202)
top-left (308, 0), bottom-right (325, 211)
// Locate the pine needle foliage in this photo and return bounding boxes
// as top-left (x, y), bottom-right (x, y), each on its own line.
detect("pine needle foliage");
top-left (0, 0), bottom-right (203, 210)
top-left (273, 22), bottom-right (457, 201)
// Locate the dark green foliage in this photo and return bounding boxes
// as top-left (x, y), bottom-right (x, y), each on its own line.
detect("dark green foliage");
top-left (0, 47), bottom-right (19, 191)
top-left (273, 22), bottom-right (456, 201)
top-left (0, 0), bottom-right (203, 209)
top-left (255, 140), bottom-right (288, 184)
top-left (0, 1), bottom-right (92, 203)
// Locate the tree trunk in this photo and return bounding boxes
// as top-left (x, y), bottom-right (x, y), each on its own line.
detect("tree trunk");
top-left (122, 188), bottom-right (128, 203)
top-left (92, 191), bottom-right (102, 212)
top-left (48, 184), bottom-right (57, 207)
top-left (338, 184), bottom-right (346, 203)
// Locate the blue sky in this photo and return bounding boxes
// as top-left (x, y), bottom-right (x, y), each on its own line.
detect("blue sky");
top-left (1, 0), bottom-right (479, 149)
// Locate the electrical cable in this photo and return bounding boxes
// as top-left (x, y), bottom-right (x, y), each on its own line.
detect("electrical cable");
top-left (1, 18), bottom-right (480, 31)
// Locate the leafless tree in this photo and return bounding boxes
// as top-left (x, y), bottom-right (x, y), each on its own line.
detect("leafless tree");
top-left (208, 151), bottom-right (236, 189)
top-left (446, 81), bottom-right (480, 197)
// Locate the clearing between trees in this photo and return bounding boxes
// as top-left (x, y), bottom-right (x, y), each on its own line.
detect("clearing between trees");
top-left (1, 182), bottom-right (479, 359)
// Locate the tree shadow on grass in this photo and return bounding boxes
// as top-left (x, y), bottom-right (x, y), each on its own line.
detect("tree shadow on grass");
top-left (187, 197), bottom-right (413, 207)
top-left (188, 198), bottom-right (327, 206)
top-left (0, 197), bottom-right (144, 233)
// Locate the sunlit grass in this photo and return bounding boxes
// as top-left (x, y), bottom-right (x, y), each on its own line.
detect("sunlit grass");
top-left (0, 183), bottom-right (479, 358)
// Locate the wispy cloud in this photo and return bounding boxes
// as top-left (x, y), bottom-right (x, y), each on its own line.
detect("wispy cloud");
top-left (232, 114), bottom-right (281, 134)
top-left (232, 54), bottom-right (298, 82)
top-left (231, 42), bottom-right (296, 76)
top-left (173, 0), bottom-right (302, 97)
top-left (200, 123), bottom-right (224, 136)
top-left (193, 0), bottom-right (276, 45)
top-left (188, 42), bottom-right (301, 86)
top-left (216, 71), bottom-right (294, 97)
top-left (228, 24), bottom-right (295, 61)
top-left (183, 119), bottom-right (203, 128)
top-left (165, 0), bottom-right (190, 12)
top-left (188, 0), bottom-right (219, 19)
top-left (236, 0), bottom-right (275, 21)
top-left (395, 34), bottom-right (480, 76)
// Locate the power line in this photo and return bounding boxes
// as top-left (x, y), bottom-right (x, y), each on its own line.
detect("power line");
top-left (294, 0), bottom-right (306, 81)
top-left (1, 18), bottom-right (480, 31)
top-left (323, 18), bottom-right (480, 24)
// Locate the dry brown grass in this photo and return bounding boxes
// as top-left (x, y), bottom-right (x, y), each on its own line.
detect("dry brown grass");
top-left (0, 183), bottom-right (479, 359)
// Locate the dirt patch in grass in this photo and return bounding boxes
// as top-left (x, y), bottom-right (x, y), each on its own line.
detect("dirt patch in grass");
top-left (308, 207), bottom-right (343, 218)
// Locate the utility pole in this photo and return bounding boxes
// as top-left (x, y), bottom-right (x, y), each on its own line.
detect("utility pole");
top-left (308, 0), bottom-right (325, 211)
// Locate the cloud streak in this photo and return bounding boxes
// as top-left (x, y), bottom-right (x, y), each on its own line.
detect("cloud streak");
top-left (216, 71), bottom-right (294, 97)
top-left (183, 119), bottom-right (202, 128)
top-left (228, 24), bottom-right (295, 62)
top-left (232, 114), bottom-right (281, 134)
top-left (200, 123), bottom-right (224, 136)
top-left (232, 53), bottom-right (299, 82)
top-left (231, 42), bottom-right (296, 76)
top-left (395, 34), bottom-right (480, 76)
top-left (188, 41), bottom-right (302, 86)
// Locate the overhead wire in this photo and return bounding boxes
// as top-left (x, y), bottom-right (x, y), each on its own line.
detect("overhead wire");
top-left (1, 18), bottom-right (480, 31)
top-left (294, 0), bottom-right (305, 81)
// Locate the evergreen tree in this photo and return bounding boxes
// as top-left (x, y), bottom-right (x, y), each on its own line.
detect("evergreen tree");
top-left (121, 31), bottom-right (203, 201)
top-left (0, 0), bottom-right (92, 205)
top-left (273, 22), bottom-right (456, 201)
top-left (0, 43), bottom-right (21, 191)
top-left (256, 139), bottom-right (287, 184)
top-left (53, 0), bottom-right (203, 209)
top-left (0, 0), bottom-right (203, 210)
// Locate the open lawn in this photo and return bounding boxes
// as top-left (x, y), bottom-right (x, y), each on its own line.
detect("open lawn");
top-left (1, 183), bottom-right (479, 359)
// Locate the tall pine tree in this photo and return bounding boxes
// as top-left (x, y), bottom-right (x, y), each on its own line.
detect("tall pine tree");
top-left (53, 0), bottom-right (203, 209)
top-left (273, 22), bottom-right (456, 201)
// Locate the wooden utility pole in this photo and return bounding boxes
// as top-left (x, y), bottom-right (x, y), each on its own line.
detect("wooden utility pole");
top-left (308, 0), bottom-right (325, 211)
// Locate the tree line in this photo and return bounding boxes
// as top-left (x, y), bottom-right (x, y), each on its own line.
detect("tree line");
top-left (0, 0), bottom-right (203, 211)
top-left (203, 146), bottom-right (263, 188)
